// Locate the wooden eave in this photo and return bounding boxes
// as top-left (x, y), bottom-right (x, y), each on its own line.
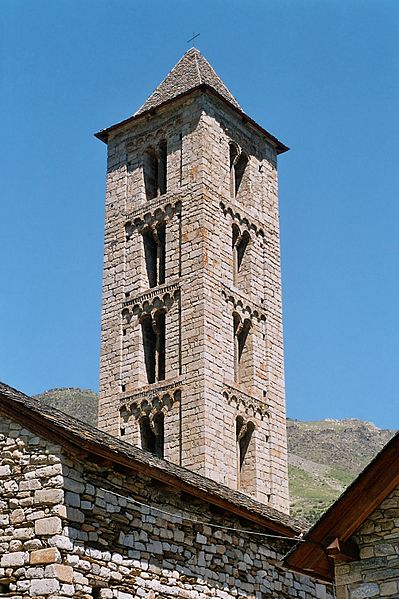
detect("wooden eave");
top-left (94, 83), bottom-right (289, 155)
top-left (0, 385), bottom-right (300, 540)
top-left (285, 430), bottom-right (399, 581)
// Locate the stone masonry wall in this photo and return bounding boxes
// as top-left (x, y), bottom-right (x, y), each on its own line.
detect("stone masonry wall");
top-left (0, 416), bottom-right (332, 599)
top-left (334, 487), bottom-right (399, 599)
top-left (98, 89), bottom-right (289, 513)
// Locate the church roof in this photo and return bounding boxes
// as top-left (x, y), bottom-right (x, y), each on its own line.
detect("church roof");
top-left (0, 381), bottom-right (301, 539)
top-left (284, 428), bottom-right (399, 581)
top-left (135, 48), bottom-right (241, 115)
top-left (95, 51), bottom-right (288, 154)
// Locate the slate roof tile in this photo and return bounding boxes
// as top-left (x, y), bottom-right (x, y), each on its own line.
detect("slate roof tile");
top-left (0, 381), bottom-right (301, 536)
top-left (136, 47), bottom-right (241, 115)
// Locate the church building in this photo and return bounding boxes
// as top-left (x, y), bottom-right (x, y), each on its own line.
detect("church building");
top-left (0, 49), bottom-right (333, 598)
top-left (97, 47), bottom-right (288, 513)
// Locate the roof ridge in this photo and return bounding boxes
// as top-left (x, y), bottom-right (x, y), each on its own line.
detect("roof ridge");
top-left (194, 51), bottom-right (202, 85)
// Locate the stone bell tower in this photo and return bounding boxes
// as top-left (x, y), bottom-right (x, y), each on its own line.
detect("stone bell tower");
top-left (96, 48), bottom-right (289, 513)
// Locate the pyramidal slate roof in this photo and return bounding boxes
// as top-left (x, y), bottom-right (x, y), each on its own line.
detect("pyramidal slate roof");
top-left (136, 47), bottom-right (241, 115)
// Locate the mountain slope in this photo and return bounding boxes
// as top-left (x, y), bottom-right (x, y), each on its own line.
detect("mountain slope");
top-left (34, 388), bottom-right (98, 428)
top-left (287, 418), bottom-right (395, 522)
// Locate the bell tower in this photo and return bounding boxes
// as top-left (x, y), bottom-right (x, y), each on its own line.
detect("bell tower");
top-left (96, 48), bottom-right (290, 513)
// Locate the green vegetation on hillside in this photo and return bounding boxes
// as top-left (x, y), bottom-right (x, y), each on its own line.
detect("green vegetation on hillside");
top-left (34, 388), bottom-right (98, 427)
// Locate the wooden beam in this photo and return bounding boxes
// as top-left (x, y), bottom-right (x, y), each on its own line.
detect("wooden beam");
top-left (326, 537), bottom-right (359, 562)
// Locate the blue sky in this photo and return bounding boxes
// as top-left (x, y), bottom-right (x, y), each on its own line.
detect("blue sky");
top-left (1, 1), bottom-right (398, 428)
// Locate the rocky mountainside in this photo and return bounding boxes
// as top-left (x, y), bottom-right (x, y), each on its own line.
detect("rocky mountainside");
top-left (287, 418), bottom-right (395, 523)
top-left (34, 388), bottom-right (98, 427)
top-left (34, 388), bottom-right (395, 524)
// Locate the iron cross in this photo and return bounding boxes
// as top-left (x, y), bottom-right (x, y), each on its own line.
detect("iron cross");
top-left (187, 32), bottom-right (200, 46)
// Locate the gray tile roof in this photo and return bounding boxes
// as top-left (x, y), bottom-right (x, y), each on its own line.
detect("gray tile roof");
top-left (136, 48), bottom-right (241, 115)
top-left (0, 381), bottom-right (301, 536)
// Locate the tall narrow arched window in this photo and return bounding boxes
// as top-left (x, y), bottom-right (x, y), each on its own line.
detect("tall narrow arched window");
top-left (141, 310), bottom-right (166, 385)
top-left (141, 315), bottom-right (157, 384)
top-left (139, 413), bottom-right (164, 458)
top-left (232, 225), bottom-right (250, 286)
top-left (142, 223), bottom-right (167, 289)
top-left (157, 222), bottom-right (166, 285)
top-left (140, 415), bottom-right (156, 453)
top-left (144, 148), bottom-right (158, 200)
top-left (233, 313), bottom-right (251, 383)
top-left (229, 143), bottom-right (239, 198)
top-left (229, 142), bottom-right (248, 198)
top-left (143, 141), bottom-right (168, 200)
top-left (234, 152), bottom-right (248, 196)
top-left (158, 140), bottom-right (167, 196)
top-left (236, 230), bottom-right (250, 273)
top-left (142, 228), bottom-right (158, 288)
top-left (154, 310), bottom-right (166, 382)
top-left (152, 412), bottom-right (165, 458)
top-left (236, 416), bottom-right (255, 492)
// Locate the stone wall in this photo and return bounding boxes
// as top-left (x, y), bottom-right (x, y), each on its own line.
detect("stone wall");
top-left (0, 415), bottom-right (332, 599)
top-left (335, 487), bottom-right (399, 598)
top-left (98, 88), bottom-right (288, 512)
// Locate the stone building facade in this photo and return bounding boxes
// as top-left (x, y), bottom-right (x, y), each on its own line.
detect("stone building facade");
top-left (96, 48), bottom-right (289, 512)
top-left (0, 383), bottom-right (333, 599)
top-left (334, 487), bottom-right (399, 598)
top-left (285, 428), bottom-right (399, 598)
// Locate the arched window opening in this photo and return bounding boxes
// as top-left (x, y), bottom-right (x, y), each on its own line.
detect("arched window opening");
top-left (232, 223), bottom-right (240, 248)
top-left (229, 143), bottom-right (239, 198)
top-left (232, 225), bottom-right (250, 285)
top-left (234, 152), bottom-right (248, 196)
top-left (154, 310), bottom-right (166, 382)
top-left (143, 141), bottom-right (168, 200)
top-left (229, 143), bottom-right (248, 198)
top-left (142, 223), bottom-right (167, 289)
top-left (153, 412), bottom-right (165, 458)
top-left (144, 148), bottom-right (158, 200)
top-left (157, 222), bottom-right (166, 285)
top-left (141, 315), bottom-right (157, 384)
top-left (158, 140), bottom-right (167, 196)
top-left (139, 413), bottom-right (164, 458)
top-left (236, 230), bottom-right (250, 273)
top-left (141, 311), bottom-right (166, 385)
top-left (140, 415), bottom-right (156, 453)
top-left (236, 416), bottom-right (255, 493)
top-left (236, 418), bottom-right (255, 470)
top-left (142, 228), bottom-right (158, 288)
top-left (233, 313), bottom-right (251, 383)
